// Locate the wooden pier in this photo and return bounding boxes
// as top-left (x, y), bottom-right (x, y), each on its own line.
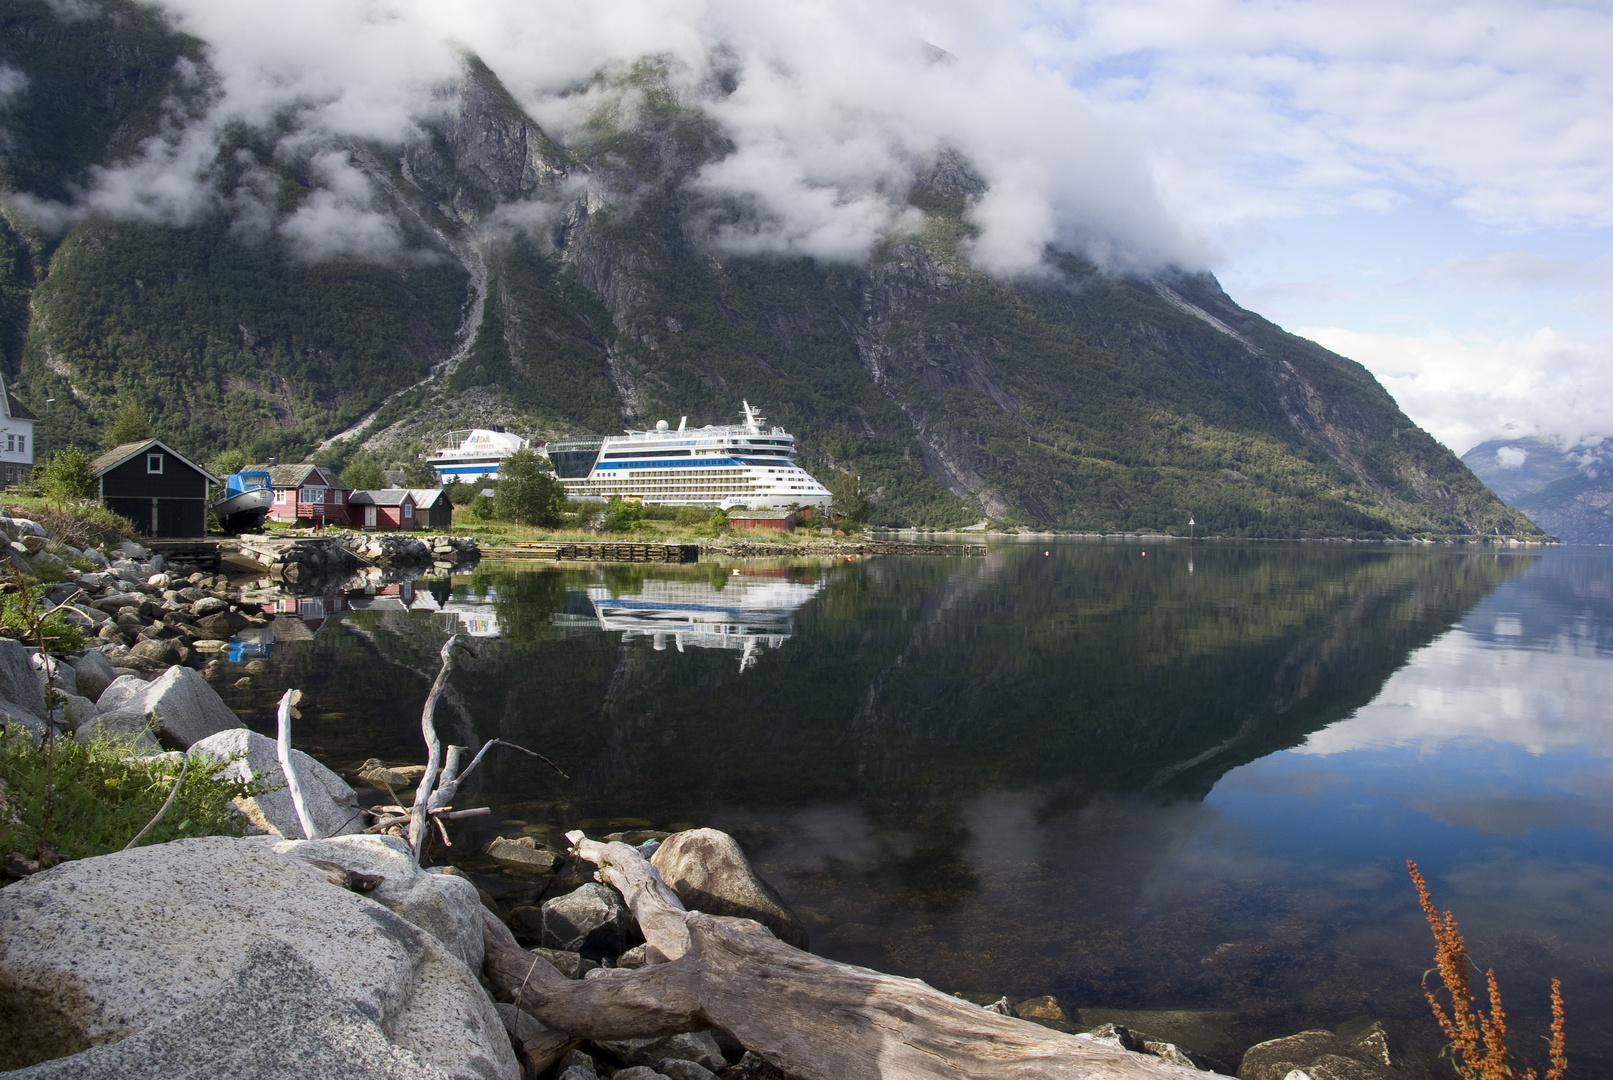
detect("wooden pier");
top-left (483, 542), bottom-right (701, 564)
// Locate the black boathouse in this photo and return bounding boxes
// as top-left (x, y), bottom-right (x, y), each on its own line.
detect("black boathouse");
top-left (92, 439), bottom-right (218, 538)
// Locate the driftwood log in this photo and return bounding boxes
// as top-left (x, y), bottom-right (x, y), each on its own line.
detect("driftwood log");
top-left (481, 833), bottom-right (1205, 1080)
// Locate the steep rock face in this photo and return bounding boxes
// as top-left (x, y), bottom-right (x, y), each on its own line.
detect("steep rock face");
top-left (0, 10), bottom-right (1543, 537)
top-left (400, 58), bottom-right (573, 225)
top-left (1462, 436), bottom-right (1613, 543)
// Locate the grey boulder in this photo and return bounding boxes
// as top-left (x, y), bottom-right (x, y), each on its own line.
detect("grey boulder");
top-left (264, 834), bottom-right (485, 971)
top-left (658, 1060), bottom-right (720, 1080)
top-left (1237, 1020), bottom-right (1396, 1080)
top-left (68, 650), bottom-right (118, 701)
top-left (73, 706), bottom-right (162, 754)
top-left (96, 665), bottom-right (245, 748)
top-left (540, 882), bottom-right (633, 956)
top-left (596, 1032), bottom-right (726, 1072)
top-left (0, 836), bottom-right (518, 1080)
top-left (190, 728), bottom-right (365, 840)
top-left (650, 829), bottom-right (808, 949)
top-left (0, 637), bottom-right (48, 719)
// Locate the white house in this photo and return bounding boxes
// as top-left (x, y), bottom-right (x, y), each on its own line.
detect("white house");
top-left (0, 371), bottom-right (35, 488)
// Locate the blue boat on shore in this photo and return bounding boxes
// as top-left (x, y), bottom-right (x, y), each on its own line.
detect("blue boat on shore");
top-left (211, 471), bottom-right (273, 534)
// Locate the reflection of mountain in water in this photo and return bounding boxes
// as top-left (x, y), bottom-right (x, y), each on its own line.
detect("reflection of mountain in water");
top-left (554, 573), bottom-right (825, 671)
top-left (260, 548), bottom-right (1534, 830)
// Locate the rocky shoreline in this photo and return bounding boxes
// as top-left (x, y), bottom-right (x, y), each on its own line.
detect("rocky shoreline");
top-left (0, 516), bottom-right (480, 744)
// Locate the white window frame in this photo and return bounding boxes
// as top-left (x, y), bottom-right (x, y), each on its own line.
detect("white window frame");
top-left (332, 490), bottom-right (343, 505)
top-left (402, 502), bottom-right (413, 520)
top-left (146, 453), bottom-right (164, 474)
top-left (274, 489), bottom-right (288, 504)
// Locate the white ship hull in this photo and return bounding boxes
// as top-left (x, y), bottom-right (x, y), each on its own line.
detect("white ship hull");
top-left (545, 402), bottom-right (831, 511)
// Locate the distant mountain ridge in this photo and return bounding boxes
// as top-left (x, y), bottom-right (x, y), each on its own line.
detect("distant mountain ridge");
top-left (1463, 436), bottom-right (1613, 545)
top-left (0, 0), bottom-right (1543, 539)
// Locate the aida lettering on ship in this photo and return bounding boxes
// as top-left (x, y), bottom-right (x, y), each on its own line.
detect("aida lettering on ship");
top-left (425, 429), bottom-right (530, 482)
top-left (544, 402), bottom-right (831, 510)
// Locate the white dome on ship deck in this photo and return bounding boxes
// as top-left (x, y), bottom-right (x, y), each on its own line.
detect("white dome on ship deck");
top-left (656, 420), bottom-right (669, 431)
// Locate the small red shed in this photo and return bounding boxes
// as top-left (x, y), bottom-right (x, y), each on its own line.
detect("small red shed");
top-left (349, 488), bottom-right (419, 530)
top-left (727, 509), bottom-right (797, 532)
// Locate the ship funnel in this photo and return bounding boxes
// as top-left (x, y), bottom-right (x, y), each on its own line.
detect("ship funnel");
top-left (678, 416), bottom-right (686, 431)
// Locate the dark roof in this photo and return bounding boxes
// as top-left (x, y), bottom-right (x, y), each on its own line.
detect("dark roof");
top-left (251, 463), bottom-right (350, 490)
top-left (349, 488), bottom-right (417, 507)
top-left (5, 395), bottom-right (36, 421)
top-left (91, 439), bottom-right (218, 482)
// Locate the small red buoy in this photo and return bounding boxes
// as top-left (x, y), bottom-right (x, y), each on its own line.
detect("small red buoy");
top-left (1141, 551), bottom-right (1147, 556)
top-left (846, 555), bottom-right (854, 561)
top-left (1044, 551), bottom-right (1050, 556)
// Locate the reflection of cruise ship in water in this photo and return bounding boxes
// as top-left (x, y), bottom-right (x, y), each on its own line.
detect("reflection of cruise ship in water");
top-left (555, 570), bottom-right (824, 672)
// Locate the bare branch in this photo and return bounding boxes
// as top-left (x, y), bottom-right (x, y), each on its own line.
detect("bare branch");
top-left (123, 756), bottom-right (189, 850)
top-left (430, 738), bottom-right (568, 810)
top-left (276, 689), bottom-right (322, 840)
top-left (408, 636), bottom-right (470, 860)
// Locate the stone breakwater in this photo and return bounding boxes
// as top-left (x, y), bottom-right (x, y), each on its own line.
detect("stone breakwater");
top-left (239, 533), bottom-right (480, 582)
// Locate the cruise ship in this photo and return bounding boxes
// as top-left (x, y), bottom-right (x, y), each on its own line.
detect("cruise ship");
top-left (425, 428), bottom-right (529, 483)
top-left (544, 402), bottom-right (831, 510)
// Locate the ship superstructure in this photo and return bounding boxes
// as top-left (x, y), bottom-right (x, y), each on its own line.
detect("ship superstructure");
top-left (425, 429), bottom-right (529, 483)
top-left (544, 402), bottom-right (831, 510)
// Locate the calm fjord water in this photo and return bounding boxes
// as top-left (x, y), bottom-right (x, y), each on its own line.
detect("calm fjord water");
top-left (223, 543), bottom-right (1613, 1071)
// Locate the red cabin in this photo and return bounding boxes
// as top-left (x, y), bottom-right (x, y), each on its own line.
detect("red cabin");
top-left (349, 488), bottom-right (419, 530)
top-left (259, 464), bottom-right (352, 528)
top-left (727, 509), bottom-right (798, 532)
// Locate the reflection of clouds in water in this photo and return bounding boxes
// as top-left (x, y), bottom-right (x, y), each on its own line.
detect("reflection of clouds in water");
top-left (1294, 626), bottom-right (1612, 758)
top-left (1407, 792), bottom-right (1613, 837)
top-left (1231, 768), bottom-right (1353, 800)
top-left (1434, 854), bottom-right (1613, 949)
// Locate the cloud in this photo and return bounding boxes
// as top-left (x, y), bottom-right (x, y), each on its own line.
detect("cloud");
top-left (0, 64), bottom-right (26, 104)
top-left (7, 0), bottom-right (1199, 273)
top-left (1297, 324), bottom-right (1612, 453)
top-left (1057, 0), bottom-right (1613, 235)
top-left (1423, 251), bottom-right (1613, 295)
top-left (275, 151), bottom-right (404, 262)
top-left (1495, 445), bottom-right (1529, 469)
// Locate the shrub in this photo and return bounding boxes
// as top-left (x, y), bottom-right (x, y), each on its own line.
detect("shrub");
top-left (602, 497), bottom-right (644, 533)
top-left (470, 492), bottom-right (494, 520)
top-left (708, 507), bottom-right (730, 533)
top-left (0, 578), bottom-right (87, 654)
top-left (494, 450), bottom-right (565, 527)
top-left (34, 447), bottom-right (97, 503)
top-left (209, 448), bottom-right (252, 477)
top-left (1408, 860), bottom-right (1566, 1080)
top-left (101, 401), bottom-right (154, 449)
top-left (0, 501), bottom-right (133, 550)
top-left (341, 460), bottom-right (386, 492)
top-left (0, 728), bottom-right (280, 862)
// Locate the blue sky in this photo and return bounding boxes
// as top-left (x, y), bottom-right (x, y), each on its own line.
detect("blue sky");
top-left (1048, 0), bottom-right (1613, 454)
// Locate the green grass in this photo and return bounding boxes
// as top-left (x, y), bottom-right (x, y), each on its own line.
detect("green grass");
top-left (0, 729), bottom-right (279, 863)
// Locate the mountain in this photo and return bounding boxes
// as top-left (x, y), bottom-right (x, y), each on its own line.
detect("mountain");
top-left (0, 0), bottom-right (1543, 539)
top-left (1462, 437), bottom-right (1613, 545)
